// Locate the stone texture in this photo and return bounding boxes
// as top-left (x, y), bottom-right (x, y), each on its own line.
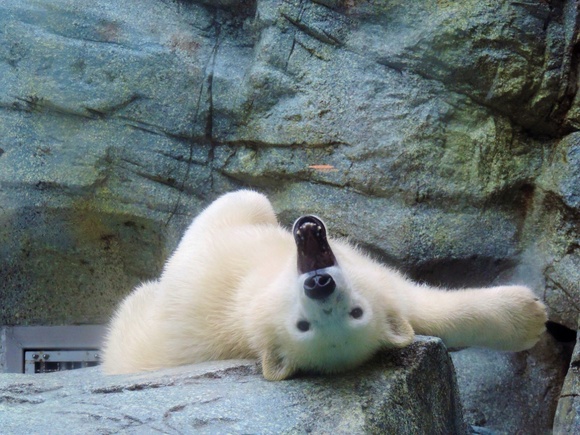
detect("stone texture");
top-left (554, 318), bottom-right (580, 434)
top-left (528, 132), bottom-right (580, 330)
top-left (0, 337), bottom-right (467, 434)
top-left (1, 0), bottom-right (578, 324)
top-left (1, 0), bottom-right (580, 433)
top-left (452, 334), bottom-right (574, 434)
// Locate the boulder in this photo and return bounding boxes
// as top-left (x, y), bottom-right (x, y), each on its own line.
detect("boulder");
top-left (0, 337), bottom-right (467, 434)
top-left (452, 335), bottom-right (574, 434)
top-left (553, 319), bottom-right (580, 435)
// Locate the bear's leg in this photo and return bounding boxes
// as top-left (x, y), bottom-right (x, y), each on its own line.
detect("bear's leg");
top-left (101, 281), bottom-right (165, 374)
top-left (192, 190), bottom-right (278, 230)
top-left (173, 190), bottom-right (278, 249)
top-left (406, 284), bottom-right (547, 351)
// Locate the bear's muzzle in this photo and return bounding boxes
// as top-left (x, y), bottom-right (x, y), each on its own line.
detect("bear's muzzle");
top-left (293, 215), bottom-right (338, 299)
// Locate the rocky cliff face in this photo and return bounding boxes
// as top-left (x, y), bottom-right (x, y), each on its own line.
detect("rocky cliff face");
top-left (1, 0), bottom-right (579, 432)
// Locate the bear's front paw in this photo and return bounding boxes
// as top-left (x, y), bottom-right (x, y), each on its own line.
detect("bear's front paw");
top-left (520, 298), bottom-right (548, 349)
top-left (504, 287), bottom-right (547, 351)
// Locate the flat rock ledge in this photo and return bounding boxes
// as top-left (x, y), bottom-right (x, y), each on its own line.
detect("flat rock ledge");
top-left (0, 337), bottom-right (466, 434)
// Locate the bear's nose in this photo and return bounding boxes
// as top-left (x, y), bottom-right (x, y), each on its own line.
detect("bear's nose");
top-left (304, 273), bottom-right (336, 300)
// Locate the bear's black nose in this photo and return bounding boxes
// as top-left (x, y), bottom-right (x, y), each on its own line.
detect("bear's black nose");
top-left (304, 273), bottom-right (336, 300)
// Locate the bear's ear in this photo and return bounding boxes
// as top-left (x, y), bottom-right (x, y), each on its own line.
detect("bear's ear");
top-left (382, 309), bottom-right (415, 348)
top-left (261, 348), bottom-right (294, 381)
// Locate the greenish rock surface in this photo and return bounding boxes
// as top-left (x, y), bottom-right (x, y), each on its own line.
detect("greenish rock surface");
top-left (2, 0), bottom-right (573, 326)
top-left (0, 337), bottom-right (467, 434)
top-left (1, 0), bottom-right (579, 433)
top-left (529, 133), bottom-right (580, 329)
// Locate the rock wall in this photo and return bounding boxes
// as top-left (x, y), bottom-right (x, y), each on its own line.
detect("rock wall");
top-left (1, 0), bottom-right (579, 326)
top-left (1, 0), bottom-right (579, 432)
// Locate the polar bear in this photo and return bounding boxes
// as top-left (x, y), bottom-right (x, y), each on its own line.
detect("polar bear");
top-left (102, 190), bottom-right (547, 381)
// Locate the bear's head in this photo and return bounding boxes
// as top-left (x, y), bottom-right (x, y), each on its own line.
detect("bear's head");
top-left (258, 215), bottom-right (415, 381)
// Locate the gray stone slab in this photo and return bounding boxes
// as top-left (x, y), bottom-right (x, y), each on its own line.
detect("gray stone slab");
top-left (0, 337), bottom-right (466, 434)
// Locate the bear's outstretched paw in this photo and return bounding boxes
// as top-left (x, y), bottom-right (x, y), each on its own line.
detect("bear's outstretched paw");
top-left (506, 288), bottom-right (548, 351)
top-left (522, 300), bottom-right (548, 349)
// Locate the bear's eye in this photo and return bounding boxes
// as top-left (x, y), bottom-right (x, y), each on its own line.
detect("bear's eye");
top-left (350, 307), bottom-right (363, 319)
top-left (297, 320), bottom-right (310, 332)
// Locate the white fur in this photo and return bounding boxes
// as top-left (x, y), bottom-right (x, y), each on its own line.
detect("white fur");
top-left (102, 190), bottom-right (547, 380)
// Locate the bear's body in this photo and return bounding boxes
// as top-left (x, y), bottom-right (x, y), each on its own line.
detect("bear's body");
top-left (102, 190), bottom-right (547, 380)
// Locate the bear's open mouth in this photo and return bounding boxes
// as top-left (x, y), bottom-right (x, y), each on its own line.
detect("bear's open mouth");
top-left (293, 215), bottom-right (337, 274)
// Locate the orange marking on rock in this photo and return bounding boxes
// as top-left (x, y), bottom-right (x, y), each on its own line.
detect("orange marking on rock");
top-left (308, 165), bottom-right (337, 172)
